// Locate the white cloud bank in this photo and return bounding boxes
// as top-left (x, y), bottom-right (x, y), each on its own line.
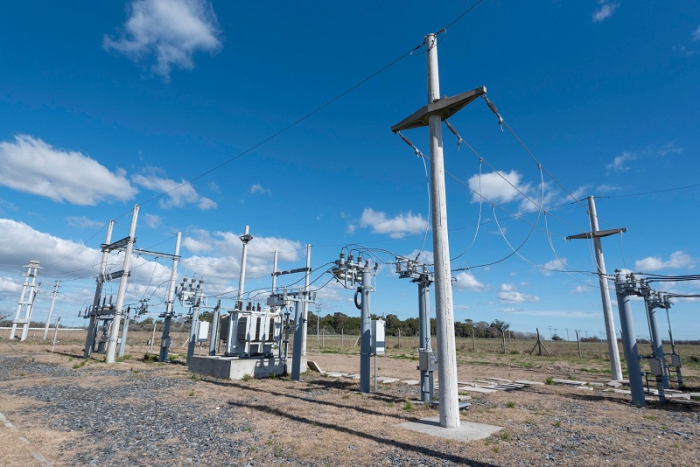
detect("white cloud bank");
top-left (497, 283), bottom-right (539, 304)
top-left (454, 271), bottom-right (485, 292)
top-left (0, 135), bottom-right (136, 205)
top-left (635, 251), bottom-right (694, 272)
top-left (103, 0), bottom-right (222, 81)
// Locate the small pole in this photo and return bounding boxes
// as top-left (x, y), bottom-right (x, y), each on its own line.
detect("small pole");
top-left (398, 328), bottom-right (401, 348)
top-left (43, 280), bottom-right (60, 340)
top-left (119, 307), bottom-right (130, 357)
top-left (51, 316), bottom-right (60, 352)
top-left (576, 330), bottom-right (582, 358)
top-left (322, 327), bottom-right (325, 348)
top-left (374, 352), bottom-right (378, 393)
top-left (341, 328), bottom-right (344, 348)
top-left (150, 320), bottom-right (157, 352)
top-left (472, 328), bottom-right (475, 352)
top-left (502, 331), bottom-right (507, 354)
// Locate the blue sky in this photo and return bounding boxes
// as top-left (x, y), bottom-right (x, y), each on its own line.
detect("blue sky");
top-left (1, 1), bottom-right (699, 341)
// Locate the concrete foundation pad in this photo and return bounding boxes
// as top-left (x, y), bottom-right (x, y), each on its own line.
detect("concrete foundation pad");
top-left (552, 379), bottom-right (586, 386)
top-left (607, 380), bottom-right (623, 388)
top-left (347, 373), bottom-right (360, 380)
top-left (486, 377), bottom-right (512, 382)
top-left (458, 386), bottom-right (498, 394)
top-left (612, 388), bottom-right (632, 395)
top-left (324, 372), bottom-right (346, 378)
top-left (189, 355), bottom-right (296, 380)
top-left (397, 417), bottom-right (502, 442)
top-left (307, 360), bottom-right (322, 373)
top-left (402, 380), bottom-right (420, 385)
top-left (376, 377), bottom-right (400, 384)
top-left (515, 380), bottom-right (545, 386)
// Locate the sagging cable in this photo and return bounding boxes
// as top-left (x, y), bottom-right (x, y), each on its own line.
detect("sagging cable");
top-left (482, 95), bottom-right (504, 131)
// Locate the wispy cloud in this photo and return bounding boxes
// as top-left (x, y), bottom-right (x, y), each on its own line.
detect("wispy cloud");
top-left (0, 135), bottom-right (136, 205)
top-left (251, 183), bottom-right (271, 196)
top-left (592, 1), bottom-right (620, 23)
top-left (132, 173), bottom-right (217, 210)
top-left (358, 208), bottom-right (428, 239)
top-left (103, 0), bottom-right (222, 81)
top-left (540, 258), bottom-right (567, 276)
top-left (570, 285), bottom-right (589, 295)
top-left (606, 151), bottom-right (635, 173)
top-left (693, 25), bottom-right (700, 42)
top-left (65, 216), bottom-right (104, 229)
top-left (635, 251), bottom-right (695, 272)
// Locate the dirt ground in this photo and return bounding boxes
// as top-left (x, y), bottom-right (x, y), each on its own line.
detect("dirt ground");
top-left (1, 334), bottom-right (699, 466)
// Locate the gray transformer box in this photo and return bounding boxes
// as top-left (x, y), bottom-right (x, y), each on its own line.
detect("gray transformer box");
top-left (418, 350), bottom-right (438, 372)
top-left (649, 358), bottom-right (664, 377)
top-left (671, 354), bottom-right (682, 368)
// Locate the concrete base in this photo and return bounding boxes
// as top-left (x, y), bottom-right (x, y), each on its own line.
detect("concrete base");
top-left (189, 355), bottom-right (305, 380)
top-left (397, 417), bottom-right (502, 442)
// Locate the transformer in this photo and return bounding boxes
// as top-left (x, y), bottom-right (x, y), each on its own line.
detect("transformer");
top-left (220, 308), bottom-right (281, 357)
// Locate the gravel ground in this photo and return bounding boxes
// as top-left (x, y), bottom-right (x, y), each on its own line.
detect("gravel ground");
top-left (1, 347), bottom-right (699, 466)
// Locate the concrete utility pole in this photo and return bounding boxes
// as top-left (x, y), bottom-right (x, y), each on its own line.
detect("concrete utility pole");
top-left (567, 196), bottom-right (625, 381)
top-left (10, 260), bottom-right (41, 341)
top-left (159, 232), bottom-right (182, 363)
top-left (301, 244), bottom-right (311, 356)
top-left (106, 205), bottom-right (139, 364)
top-left (85, 220), bottom-right (114, 358)
top-left (643, 290), bottom-right (670, 389)
top-left (392, 33), bottom-right (487, 429)
top-left (227, 226), bottom-right (253, 355)
top-left (42, 280), bottom-right (60, 340)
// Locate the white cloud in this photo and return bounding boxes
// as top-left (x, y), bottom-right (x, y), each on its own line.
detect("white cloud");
top-left (142, 213), bottom-right (162, 229)
top-left (540, 257), bottom-right (567, 276)
top-left (596, 183), bottom-right (622, 193)
top-left (405, 249), bottom-right (434, 266)
top-left (65, 216), bottom-right (104, 229)
top-left (0, 276), bottom-right (21, 295)
top-left (634, 251), bottom-right (695, 272)
top-left (251, 183), bottom-right (271, 195)
top-left (359, 208), bottom-right (428, 238)
top-left (103, 0), bottom-right (222, 81)
top-left (497, 282), bottom-right (539, 303)
top-left (132, 174), bottom-right (217, 210)
top-left (454, 272), bottom-right (485, 292)
top-left (592, 1), bottom-right (620, 23)
top-left (657, 141), bottom-right (683, 157)
top-left (468, 170), bottom-right (529, 205)
top-left (606, 151), bottom-right (635, 173)
top-left (0, 135), bottom-right (136, 205)
top-left (570, 285), bottom-right (588, 295)
top-left (494, 307), bottom-right (597, 318)
top-left (693, 25), bottom-right (700, 42)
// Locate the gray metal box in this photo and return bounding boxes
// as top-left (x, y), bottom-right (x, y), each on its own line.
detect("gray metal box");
top-left (649, 358), bottom-right (663, 376)
top-left (671, 354), bottom-right (682, 368)
top-left (418, 350), bottom-right (437, 371)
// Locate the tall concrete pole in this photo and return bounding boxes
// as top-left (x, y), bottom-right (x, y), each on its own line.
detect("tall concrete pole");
top-left (9, 264), bottom-right (34, 340)
top-left (85, 221), bottom-right (114, 358)
top-left (159, 232), bottom-right (181, 363)
top-left (271, 251), bottom-right (278, 292)
top-left (209, 299), bottom-right (221, 356)
top-left (187, 282), bottom-right (203, 364)
top-left (227, 226), bottom-right (253, 355)
top-left (588, 196), bottom-right (623, 381)
top-left (614, 271), bottom-right (645, 406)
top-left (19, 262), bottom-right (40, 342)
top-left (426, 33), bottom-right (460, 428)
top-left (106, 205), bottom-right (139, 363)
top-left (118, 307), bottom-right (130, 357)
top-left (301, 244), bottom-right (311, 356)
top-left (359, 262), bottom-right (372, 394)
top-left (43, 281), bottom-right (60, 340)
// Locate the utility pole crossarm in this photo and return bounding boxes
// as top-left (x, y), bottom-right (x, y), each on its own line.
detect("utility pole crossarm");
top-left (566, 227), bottom-right (627, 240)
top-left (391, 86), bottom-right (487, 132)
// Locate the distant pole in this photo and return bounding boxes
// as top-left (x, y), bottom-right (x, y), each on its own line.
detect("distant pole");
top-left (51, 316), bottom-right (60, 352)
top-left (576, 330), bottom-right (582, 358)
top-left (209, 300), bottom-right (221, 356)
top-left (565, 328), bottom-right (569, 342)
top-left (472, 328), bottom-right (475, 352)
top-left (341, 328), bottom-right (344, 348)
top-left (106, 205), bottom-right (139, 364)
top-left (398, 328), bottom-right (401, 349)
top-left (301, 244), bottom-right (311, 356)
top-left (291, 298), bottom-right (303, 381)
top-left (43, 280), bottom-right (60, 340)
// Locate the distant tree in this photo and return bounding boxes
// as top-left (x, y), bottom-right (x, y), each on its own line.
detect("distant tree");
top-left (551, 334), bottom-right (563, 341)
top-left (198, 311), bottom-right (213, 323)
